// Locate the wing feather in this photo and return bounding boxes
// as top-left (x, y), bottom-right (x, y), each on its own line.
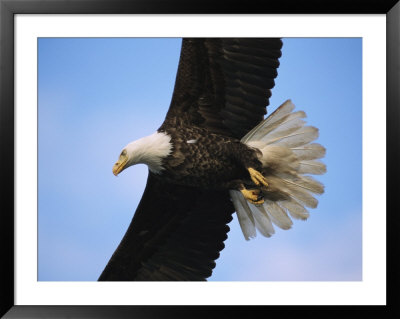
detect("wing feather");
top-left (162, 38), bottom-right (283, 139)
top-left (99, 173), bottom-right (234, 281)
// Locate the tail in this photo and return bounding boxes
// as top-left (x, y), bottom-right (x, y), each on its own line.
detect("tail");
top-left (230, 100), bottom-right (326, 240)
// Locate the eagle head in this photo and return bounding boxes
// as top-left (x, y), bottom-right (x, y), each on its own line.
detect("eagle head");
top-left (112, 131), bottom-right (173, 176)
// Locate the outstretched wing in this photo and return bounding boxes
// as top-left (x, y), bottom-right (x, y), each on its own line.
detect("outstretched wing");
top-left (162, 38), bottom-right (283, 139)
top-left (99, 173), bottom-right (233, 281)
top-left (99, 38), bottom-right (283, 281)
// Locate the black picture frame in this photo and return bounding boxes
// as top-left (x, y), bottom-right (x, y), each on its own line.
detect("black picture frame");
top-left (1, 0), bottom-right (399, 318)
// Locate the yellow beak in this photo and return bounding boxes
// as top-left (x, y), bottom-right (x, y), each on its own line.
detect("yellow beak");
top-left (112, 157), bottom-right (128, 176)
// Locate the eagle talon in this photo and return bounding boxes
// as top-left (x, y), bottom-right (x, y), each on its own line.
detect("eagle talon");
top-left (248, 167), bottom-right (268, 187)
top-left (250, 199), bottom-right (265, 205)
top-left (240, 188), bottom-right (265, 205)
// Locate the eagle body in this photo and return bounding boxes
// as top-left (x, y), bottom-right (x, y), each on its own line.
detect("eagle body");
top-left (100, 38), bottom-right (326, 281)
top-left (158, 124), bottom-right (262, 190)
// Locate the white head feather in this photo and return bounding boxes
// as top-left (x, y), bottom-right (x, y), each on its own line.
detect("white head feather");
top-left (113, 131), bottom-right (173, 175)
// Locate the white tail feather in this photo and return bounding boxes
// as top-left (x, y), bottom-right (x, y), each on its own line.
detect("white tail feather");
top-left (263, 200), bottom-right (293, 230)
top-left (230, 100), bottom-right (326, 239)
top-left (281, 176), bottom-right (324, 195)
top-left (280, 199), bottom-right (310, 220)
top-left (291, 143), bottom-right (326, 160)
top-left (230, 190), bottom-right (256, 240)
top-left (262, 126), bottom-right (319, 147)
top-left (278, 179), bottom-right (319, 208)
top-left (298, 160), bottom-right (327, 175)
top-left (249, 204), bottom-right (275, 237)
top-left (249, 111), bottom-right (306, 142)
top-left (242, 100), bottom-right (295, 142)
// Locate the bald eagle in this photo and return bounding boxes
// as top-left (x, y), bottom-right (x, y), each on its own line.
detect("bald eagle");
top-left (98, 38), bottom-right (326, 281)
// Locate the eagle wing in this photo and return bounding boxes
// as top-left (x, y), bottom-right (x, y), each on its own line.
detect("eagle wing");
top-left (99, 173), bottom-right (233, 281)
top-left (162, 38), bottom-right (283, 138)
top-left (99, 38), bottom-right (283, 281)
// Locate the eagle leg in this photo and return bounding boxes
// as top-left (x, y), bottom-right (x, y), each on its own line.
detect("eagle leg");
top-left (247, 167), bottom-right (268, 188)
top-left (240, 187), bottom-right (264, 205)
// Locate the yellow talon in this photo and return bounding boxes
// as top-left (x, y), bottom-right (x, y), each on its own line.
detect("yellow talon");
top-left (248, 167), bottom-right (268, 187)
top-left (240, 188), bottom-right (264, 205)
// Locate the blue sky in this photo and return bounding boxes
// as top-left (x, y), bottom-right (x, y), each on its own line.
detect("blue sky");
top-left (38, 38), bottom-right (362, 281)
